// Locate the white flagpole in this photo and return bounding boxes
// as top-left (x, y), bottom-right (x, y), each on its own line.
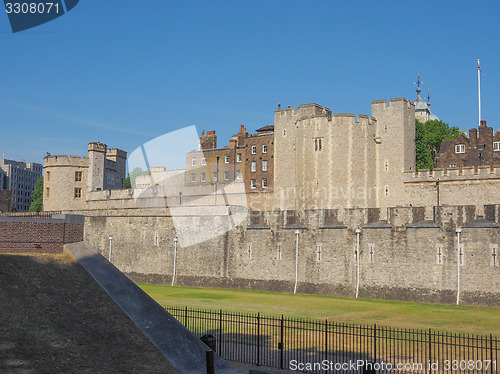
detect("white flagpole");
top-left (478, 59), bottom-right (481, 126)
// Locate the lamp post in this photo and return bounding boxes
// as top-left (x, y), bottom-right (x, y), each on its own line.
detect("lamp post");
top-left (108, 236), bottom-right (113, 262)
top-left (355, 229), bottom-right (361, 298)
top-left (456, 227), bottom-right (462, 305)
top-left (294, 229), bottom-right (300, 294)
top-left (171, 237), bottom-right (178, 287)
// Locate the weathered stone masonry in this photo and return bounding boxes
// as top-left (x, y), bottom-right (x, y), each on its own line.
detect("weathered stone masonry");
top-left (83, 204), bottom-right (500, 307)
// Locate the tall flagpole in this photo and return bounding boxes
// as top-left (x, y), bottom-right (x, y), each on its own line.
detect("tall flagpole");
top-left (478, 59), bottom-right (481, 127)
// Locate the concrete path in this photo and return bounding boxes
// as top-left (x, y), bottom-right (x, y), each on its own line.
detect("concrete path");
top-left (64, 242), bottom-right (244, 374)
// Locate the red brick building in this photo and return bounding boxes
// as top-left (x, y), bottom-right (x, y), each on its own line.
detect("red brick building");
top-left (185, 125), bottom-right (274, 193)
top-left (436, 120), bottom-right (500, 168)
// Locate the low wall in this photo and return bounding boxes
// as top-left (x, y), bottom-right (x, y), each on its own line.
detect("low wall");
top-left (0, 214), bottom-right (84, 254)
top-left (83, 205), bottom-right (500, 307)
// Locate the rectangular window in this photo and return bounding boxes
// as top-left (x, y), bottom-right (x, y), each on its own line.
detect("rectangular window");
top-left (212, 172), bottom-right (217, 182)
top-left (449, 163), bottom-right (458, 168)
top-left (46, 171), bottom-right (50, 182)
top-left (262, 160), bottom-right (268, 172)
top-left (236, 170), bottom-right (242, 180)
top-left (224, 155), bottom-right (229, 163)
top-left (314, 137), bottom-right (323, 151)
top-left (455, 144), bottom-right (465, 153)
top-left (251, 161), bottom-right (256, 172)
top-left (46, 187), bottom-right (50, 198)
top-left (201, 172), bottom-right (206, 182)
top-left (251, 145), bottom-right (257, 154)
top-left (191, 157), bottom-right (197, 166)
top-left (224, 171), bottom-right (229, 181)
top-left (277, 242), bottom-right (282, 261)
top-left (154, 230), bottom-right (159, 246)
top-left (250, 179), bottom-right (256, 189)
top-left (262, 178), bottom-right (268, 188)
top-left (191, 173), bottom-right (196, 183)
top-left (494, 142), bottom-right (500, 151)
top-left (237, 153), bottom-right (242, 162)
top-left (201, 157), bottom-right (206, 165)
top-left (263, 144), bottom-right (268, 153)
top-left (75, 171), bottom-right (83, 182)
top-left (74, 188), bottom-right (82, 199)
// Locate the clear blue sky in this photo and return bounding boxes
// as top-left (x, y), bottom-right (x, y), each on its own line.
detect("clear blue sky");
top-left (1, 0), bottom-right (499, 167)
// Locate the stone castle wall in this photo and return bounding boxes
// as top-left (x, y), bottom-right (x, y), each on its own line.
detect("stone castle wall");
top-left (403, 166), bottom-right (500, 217)
top-left (82, 202), bottom-right (500, 307)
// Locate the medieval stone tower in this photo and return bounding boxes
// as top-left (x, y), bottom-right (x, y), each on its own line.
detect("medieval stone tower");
top-left (371, 98), bottom-right (416, 214)
top-left (273, 98), bottom-right (415, 217)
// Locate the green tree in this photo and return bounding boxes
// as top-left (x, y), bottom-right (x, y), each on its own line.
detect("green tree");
top-left (29, 176), bottom-right (44, 212)
top-left (415, 119), bottom-right (460, 170)
top-left (125, 174), bottom-right (131, 189)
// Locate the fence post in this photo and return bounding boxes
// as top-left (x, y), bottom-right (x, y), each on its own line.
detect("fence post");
top-left (490, 334), bottom-right (493, 374)
top-left (206, 350), bottom-right (214, 374)
top-left (374, 324), bottom-right (377, 362)
top-left (184, 306), bottom-right (188, 328)
top-left (257, 313), bottom-right (260, 366)
top-left (428, 328), bottom-right (432, 366)
top-left (219, 309), bottom-right (222, 354)
top-left (280, 315), bottom-right (284, 370)
top-left (325, 319), bottom-right (328, 365)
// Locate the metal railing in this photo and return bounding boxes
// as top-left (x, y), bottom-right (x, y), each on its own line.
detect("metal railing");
top-left (165, 306), bottom-right (498, 373)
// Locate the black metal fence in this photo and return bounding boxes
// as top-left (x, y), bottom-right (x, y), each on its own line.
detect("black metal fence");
top-left (165, 306), bottom-right (498, 373)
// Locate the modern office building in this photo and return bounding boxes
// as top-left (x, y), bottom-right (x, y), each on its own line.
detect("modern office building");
top-left (0, 158), bottom-right (43, 211)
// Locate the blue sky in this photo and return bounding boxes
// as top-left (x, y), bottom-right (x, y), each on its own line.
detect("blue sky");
top-left (1, 0), bottom-right (499, 168)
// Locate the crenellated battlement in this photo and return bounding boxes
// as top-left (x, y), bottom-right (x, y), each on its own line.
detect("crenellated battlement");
top-left (106, 148), bottom-right (127, 160)
top-left (88, 142), bottom-right (107, 153)
top-left (331, 113), bottom-right (376, 126)
top-left (371, 97), bottom-right (415, 109)
top-left (274, 103), bottom-right (332, 121)
top-left (404, 165), bottom-right (500, 183)
top-left (43, 155), bottom-right (89, 167)
top-left (246, 204), bottom-right (499, 231)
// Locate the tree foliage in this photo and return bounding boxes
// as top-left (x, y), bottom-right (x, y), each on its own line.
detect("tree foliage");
top-left (29, 176), bottom-right (44, 212)
top-left (126, 167), bottom-right (150, 189)
top-left (415, 119), bottom-right (460, 170)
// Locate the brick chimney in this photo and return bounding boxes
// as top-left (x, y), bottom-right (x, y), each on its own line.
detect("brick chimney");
top-left (200, 130), bottom-right (217, 150)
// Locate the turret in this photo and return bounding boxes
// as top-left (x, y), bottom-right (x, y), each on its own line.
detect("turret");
top-left (88, 142), bottom-right (107, 191)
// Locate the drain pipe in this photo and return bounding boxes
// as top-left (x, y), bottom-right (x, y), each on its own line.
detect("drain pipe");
top-left (294, 229), bottom-right (300, 294)
top-left (456, 227), bottom-right (462, 305)
top-left (108, 236), bottom-right (113, 262)
top-left (355, 229), bottom-right (361, 298)
top-left (171, 237), bottom-right (178, 287)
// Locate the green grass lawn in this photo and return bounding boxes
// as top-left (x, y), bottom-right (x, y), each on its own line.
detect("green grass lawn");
top-left (138, 284), bottom-right (500, 337)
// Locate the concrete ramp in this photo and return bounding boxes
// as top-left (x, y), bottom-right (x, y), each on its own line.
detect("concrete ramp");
top-left (64, 242), bottom-right (241, 374)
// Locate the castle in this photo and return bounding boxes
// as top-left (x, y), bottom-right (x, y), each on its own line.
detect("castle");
top-left (44, 96), bottom-right (500, 220)
top-left (43, 142), bottom-right (127, 212)
top-left (39, 97), bottom-right (500, 307)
